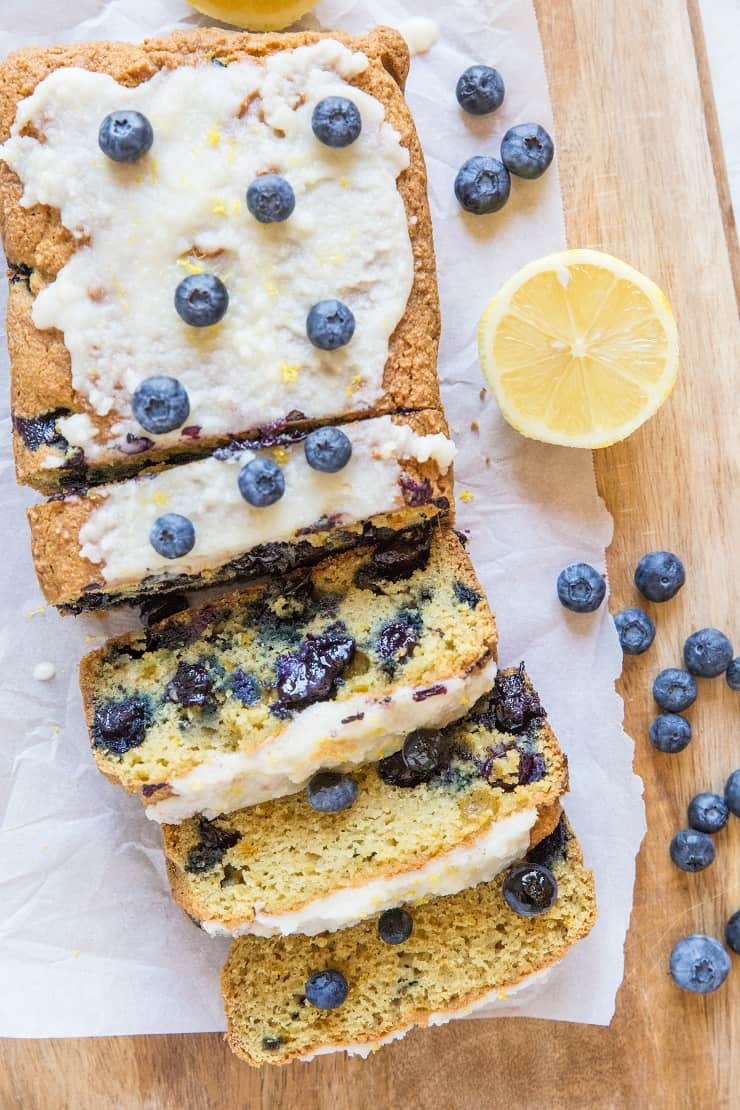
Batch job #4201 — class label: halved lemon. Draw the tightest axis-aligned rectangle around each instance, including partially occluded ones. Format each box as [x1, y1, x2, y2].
[188, 0, 317, 31]
[478, 249, 679, 448]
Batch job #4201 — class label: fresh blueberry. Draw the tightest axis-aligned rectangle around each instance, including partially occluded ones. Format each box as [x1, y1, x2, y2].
[613, 607, 656, 655]
[455, 65, 505, 115]
[305, 969, 349, 1010]
[311, 97, 361, 148]
[238, 457, 285, 507]
[402, 729, 448, 777]
[306, 300, 355, 350]
[687, 792, 729, 834]
[669, 828, 715, 872]
[652, 668, 697, 712]
[500, 123, 554, 179]
[726, 658, 740, 690]
[502, 863, 558, 916]
[454, 156, 511, 215]
[634, 550, 685, 602]
[726, 911, 740, 955]
[649, 713, 692, 753]
[683, 628, 734, 678]
[246, 174, 295, 223]
[304, 426, 352, 472]
[175, 274, 229, 327]
[556, 563, 606, 613]
[669, 935, 731, 994]
[378, 907, 413, 945]
[131, 376, 190, 434]
[725, 769, 740, 817]
[150, 513, 196, 559]
[306, 771, 358, 813]
[99, 110, 153, 163]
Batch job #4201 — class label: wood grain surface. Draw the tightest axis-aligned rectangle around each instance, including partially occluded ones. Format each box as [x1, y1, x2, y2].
[2, 1, 738, 1107]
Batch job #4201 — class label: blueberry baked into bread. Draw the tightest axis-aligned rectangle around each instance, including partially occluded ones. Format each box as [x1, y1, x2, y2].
[0, 27, 440, 492]
[163, 666, 567, 937]
[221, 815, 596, 1065]
[80, 528, 497, 822]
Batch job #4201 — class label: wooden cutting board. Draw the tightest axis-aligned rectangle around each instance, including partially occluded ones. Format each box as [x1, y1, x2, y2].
[1, 1, 737, 1106]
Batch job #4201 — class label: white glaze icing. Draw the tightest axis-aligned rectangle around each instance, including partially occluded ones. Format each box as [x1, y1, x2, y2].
[201, 807, 537, 938]
[0, 41, 414, 460]
[147, 657, 497, 823]
[397, 19, 440, 57]
[77, 416, 455, 585]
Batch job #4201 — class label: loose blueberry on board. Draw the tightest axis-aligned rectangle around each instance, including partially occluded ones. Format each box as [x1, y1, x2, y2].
[669, 935, 731, 994]
[669, 828, 715, 872]
[246, 174, 296, 223]
[174, 273, 229, 327]
[378, 907, 413, 945]
[500, 123, 554, 179]
[634, 550, 685, 602]
[402, 729, 448, 777]
[613, 607, 656, 654]
[502, 863, 558, 916]
[132, 375, 190, 435]
[238, 457, 286, 507]
[687, 792, 729, 834]
[99, 109, 153, 162]
[150, 513, 196, 559]
[454, 156, 511, 215]
[306, 300, 356, 350]
[312, 96, 362, 147]
[726, 657, 740, 690]
[652, 668, 697, 712]
[556, 563, 606, 613]
[725, 769, 740, 817]
[304, 426, 353, 472]
[649, 713, 692, 753]
[455, 65, 505, 115]
[305, 969, 349, 1010]
[683, 628, 734, 678]
[306, 771, 358, 813]
[726, 911, 740, 955]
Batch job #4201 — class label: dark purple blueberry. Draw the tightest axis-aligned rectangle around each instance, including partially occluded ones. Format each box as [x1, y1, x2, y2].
[503, 863, 558, 916]
[93, 696, 151, 754]
[307, 300, 355, 350]
[175, 273, 228, 327]
[246, 174, 295, 223]
[377, 749, 427, 789]
[150, 513, 196, 559]
[670, 828, 715, 872]
[726, 911, 740, 955]
[670, 935, 731, 994]
[456, 65, 505, 115]
[398, 475, 433, 506]
[99, 109, 153, 162]
[526, 815, 568, 869]
[374, 615, 420, 671]
[378, 907, 413, 945]
[653, 669, 697, 712]
[357, 529, 432, 586]
[231, 670, 260, 706]
[402, 729, 448, 778]
[490, 663, 544, 733]
[683, 628, 734, 678]
[613, 607, 656, 655]
[132, 376, 190, 435]
[634, 551, 685, 602]
[311, 97, 361, 147]
[166, 661, 212, 707]
[306, 771, 358, 813]
[557, 563, 606, 613]
[500, 123, 554, 179]
[304, 426, 352, 472]
[273, 623, 355, 708]
[238, 457, 285, 507]
[688, 792, 729, 834]
[649, 713, 692, 753]
[305, 969, 349, 1010]
[454, 155, 510, 215]
[139, 592, 189, 627]
[185, 817, 240, 873]
[518, 750, 546, 785]
[453, 581, 481, 609]
[13, 411, 67, 452]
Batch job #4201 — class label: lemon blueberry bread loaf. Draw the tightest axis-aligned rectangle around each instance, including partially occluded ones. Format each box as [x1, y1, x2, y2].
[222, 815, 596, 1065]
[80, 527, 497, 822]
[28, 410, 454, 612]
[164, 665, 567, 937]
[0, 27, 440, 492]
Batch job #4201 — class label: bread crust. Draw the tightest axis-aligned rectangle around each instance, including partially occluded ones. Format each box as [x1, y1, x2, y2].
[0, 26, 441, 491]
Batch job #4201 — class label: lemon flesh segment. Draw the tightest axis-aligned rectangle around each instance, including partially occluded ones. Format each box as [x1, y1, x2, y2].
[478, 249, 679, 449]
[188, 0, 317, 31]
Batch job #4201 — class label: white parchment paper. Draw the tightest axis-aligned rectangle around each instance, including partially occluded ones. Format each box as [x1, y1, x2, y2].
[0, 0, 646, 1036]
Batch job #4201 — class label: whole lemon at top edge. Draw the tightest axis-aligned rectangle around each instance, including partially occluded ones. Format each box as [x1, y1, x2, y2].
[187, 0, 318, 31]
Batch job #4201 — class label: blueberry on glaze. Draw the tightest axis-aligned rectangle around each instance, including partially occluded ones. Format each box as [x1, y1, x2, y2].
[670, 935, 731, 994]
[649, 713, 692, 753]
[304, 427, 352, 473]
[634, 550, 685, 602]
[556, 563, 606, 613]
[503, 863, 558, 916]
[725, 769, 740, 817]
[613, 607, 656, 655]
[378, 907, 413, 945]
[683, 628, 734, 678]
[93, 696, 151, 754]
[246, 173, 295, 223]
[652, 669, 697, 713]
[273, 623, 355, 709]
[726, 911, 740, 955]
[311, 97, 361, 147]
[500, 123, 554, 179]
[132, 376, 190, 435]
[307, 300, 355, 350]
[456, 65, 505, 115]
[99, 110, 153, 162]
[238, 457, 286, 508]
[166, 661, 213, 708]
[306, 771, 358, 813]
[150, 513, 196, 559]
[175, 274, 229, 327]
[454, 156, 510, 215]
[231, 670, 260, 706]
[305, 969, 349, 1010]
[687, 792, 729, 834]
[670, 828, 715, 872]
